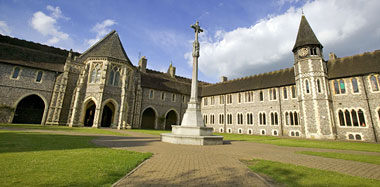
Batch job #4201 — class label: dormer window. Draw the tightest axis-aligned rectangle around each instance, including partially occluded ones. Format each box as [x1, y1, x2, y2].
[311, 47, 318, 55]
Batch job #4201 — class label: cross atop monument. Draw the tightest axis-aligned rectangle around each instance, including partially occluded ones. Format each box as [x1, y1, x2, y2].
[191, 21, 203, 42]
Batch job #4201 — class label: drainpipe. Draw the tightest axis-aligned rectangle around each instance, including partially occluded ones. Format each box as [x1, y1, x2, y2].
[278, 87, 284, 136]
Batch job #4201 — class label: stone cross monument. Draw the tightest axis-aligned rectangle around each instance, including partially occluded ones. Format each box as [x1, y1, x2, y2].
[161, 21, 223, 145]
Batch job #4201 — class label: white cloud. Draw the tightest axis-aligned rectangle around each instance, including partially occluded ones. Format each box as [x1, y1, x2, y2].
[30, 5, 69, 45]
[0, 21, 11, 35]
[87, 19, 116, 46]
[186, 0, 380, 82]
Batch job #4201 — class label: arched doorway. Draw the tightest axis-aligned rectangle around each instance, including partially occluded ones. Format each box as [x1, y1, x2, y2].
[101, 102, 115, 127]
[84, 101, 96, 127]
[13, 95, 45, 124]
[165, 110, 178, 130]
[141, 107, 156, 129]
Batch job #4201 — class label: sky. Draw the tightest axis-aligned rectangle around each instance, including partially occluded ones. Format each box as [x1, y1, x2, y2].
[0, 0, 379, 83]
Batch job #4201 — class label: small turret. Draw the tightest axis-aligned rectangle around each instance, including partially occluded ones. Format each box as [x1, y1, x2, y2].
[138, 56, 147, 73]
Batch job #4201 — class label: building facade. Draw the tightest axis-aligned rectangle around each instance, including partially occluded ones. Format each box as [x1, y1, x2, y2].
[0, 15, 379, 142]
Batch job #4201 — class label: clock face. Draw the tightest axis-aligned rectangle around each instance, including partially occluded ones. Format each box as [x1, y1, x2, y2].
[298, 48, 308, 57]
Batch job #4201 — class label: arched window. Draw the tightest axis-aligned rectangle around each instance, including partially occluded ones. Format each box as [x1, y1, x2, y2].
[248, 129, 252, 134]
[260, 91, 263, 101]
[263, 113, 266, 125]
[291, 131, 295, 136]
[290, 112, 294, 125]
[294, 112, 299, 125]
[273, 130, 278, 136]
[370, 75, 379, 91]
[317, 79, 321, 93]
[274, 113, 278, 125]
[273, 88, 277, 100]
[358, 110, 366, 127]
[285, 112, 289, 125]
[338, 110, 345, 126]
[295, 131, 300, 136]
[344, 110, 352, 126]
[351, 110, 359, 126]
[348, 134, 354, 140]
[351, 78, 359, 93]
[305, 79, 310, 93]
[291, 85, 296, 98]
[355, 134, 362, 140]
[108, 65, 120, 86]
[261, 130, 266, 135]
[90, 64, 101, 83]
[334, 80, 340, 94]
[12, 67, 21, 79]
[340, 79, 346, 94]
[271, 112, 274, 125]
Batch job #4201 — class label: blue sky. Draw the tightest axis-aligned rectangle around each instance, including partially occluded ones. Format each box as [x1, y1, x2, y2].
[1, 0, 379, 83]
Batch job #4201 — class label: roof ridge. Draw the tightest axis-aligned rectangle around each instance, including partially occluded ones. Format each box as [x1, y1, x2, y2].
[145, 68, 210, 84]
[329, 49, 380, 62]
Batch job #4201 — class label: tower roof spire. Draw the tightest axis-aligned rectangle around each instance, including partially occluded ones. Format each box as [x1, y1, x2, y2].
[292, 15, 322, 52]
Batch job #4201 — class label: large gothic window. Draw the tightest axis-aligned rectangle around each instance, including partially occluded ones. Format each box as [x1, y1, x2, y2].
[108, 65, 120, 86]
[90, 63, 101, 83]
[338, 109, 366, 127]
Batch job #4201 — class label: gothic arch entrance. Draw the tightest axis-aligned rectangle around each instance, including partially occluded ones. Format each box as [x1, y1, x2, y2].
[13, 95, 45, 124]
[141, 107, 156, 129]
[84, 101, 96, 127]
[165, 110, 178, 130]
[101, 102, 115, 127]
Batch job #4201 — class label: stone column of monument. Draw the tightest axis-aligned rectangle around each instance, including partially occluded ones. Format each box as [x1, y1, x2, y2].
[161, 21, 223, 145]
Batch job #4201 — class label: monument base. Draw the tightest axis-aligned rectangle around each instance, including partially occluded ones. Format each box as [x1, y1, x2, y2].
[161, 125, 223, 145]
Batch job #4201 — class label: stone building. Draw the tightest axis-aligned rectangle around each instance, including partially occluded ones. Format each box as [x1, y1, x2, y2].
[0, 15, 379, 142]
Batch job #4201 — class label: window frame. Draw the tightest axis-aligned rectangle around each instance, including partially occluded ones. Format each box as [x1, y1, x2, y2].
[10, 66, 21, 80]
[35, 70, 43, 83]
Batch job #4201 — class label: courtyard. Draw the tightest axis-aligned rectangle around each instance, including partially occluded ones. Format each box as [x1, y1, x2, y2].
[1, 124, 380, 186]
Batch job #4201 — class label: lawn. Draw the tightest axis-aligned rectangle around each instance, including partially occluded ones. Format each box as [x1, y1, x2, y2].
[246, 159, 380, 187]
[0, 123, 129, 136]
[126, 129, 170, 136]
[297, 151, 380, 165]
[0, 130, 152, 187]
[215, 133, 380, 153]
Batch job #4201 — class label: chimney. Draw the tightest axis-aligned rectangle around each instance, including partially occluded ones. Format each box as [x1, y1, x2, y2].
[167, 62, 176, 78]
[220, 76, 228, 82]
[138, 56, 147, 73]
[66, 49, 73, 62]
[329, 52, 337, 60]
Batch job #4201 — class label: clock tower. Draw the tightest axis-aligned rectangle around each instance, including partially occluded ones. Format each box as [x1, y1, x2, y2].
[293, 15, 336, 139]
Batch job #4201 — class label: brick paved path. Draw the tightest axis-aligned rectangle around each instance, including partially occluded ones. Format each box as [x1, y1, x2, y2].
[93, 130, 380, 186]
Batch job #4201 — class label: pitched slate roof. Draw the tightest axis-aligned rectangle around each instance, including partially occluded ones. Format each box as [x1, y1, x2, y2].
[328, 50, 380, 79]
[140, 69, 209, 95]
[201, 68, 295, 97]
[78, 30, 133, 66]
[292, 15, 322, 52]
[0, 34, 79, 72]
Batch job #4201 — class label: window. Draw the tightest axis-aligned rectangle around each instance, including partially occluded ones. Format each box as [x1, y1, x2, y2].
[246, 113, 253, 125]
[247, 129, 252, 135]
[333, 79, 346, 94]
[347, 133, 363, 141]
[238, 93, 242, 103]
[227, 128, 232, 133]
[149, 89, 154, 99]
[290, 130, 301, 137]
[285, 111, 299, 126]
[227, 114, 232, 125]
[11, 66, 21, 79]
[259, 112, 266, 125]
[305, 79, 310, 94]
[90, 63, 101, 83]
[269, 88, 277, 100]
[259, 91, 264, 101]
[270, 112, 278, 125]
[210, 114, 215, 124]
[348, 134, 354, 140]
[291, 85, 297, 98]
[36, 71, 43, 82]
[311, 47, 317, 55]
[203, 97, 208, 106]
[238, 128, 243, 134]
[273, 130, 278, 136]
[338, 109, 366, 127]
[219, 128, 224, 133]
[219, 114, 224, 125]
[227, 94, 232, 104]
[108, 65, 120, 86]
[245, 91, 254, 103]
[370, 75, 379, 91]
[283, 87, 288, 99]
[340, 79, 346, 94]
[219, 95, 225, 104]
[351, 78, 359, 93]
[237, 113, 243, 125]
[161, 92, 165, 100]
[203, 115, 208, 124]
[210, 96, 215, 105]
[182, 96, 186, 103]
[334, 80, 340, 94]
[317, 79, 322, 93]
[261, 129, 266, 135]
[171, 94, 176, 102]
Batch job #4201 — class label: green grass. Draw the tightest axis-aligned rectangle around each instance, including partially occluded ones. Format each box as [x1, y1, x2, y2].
[246, 159, 380, 187]
[0, 123, 129, 136]
[126, 129, 170, 136]
[0, 130, 152, 187]
[215, 133, 380, 153]
[297, 151, 380, 165]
